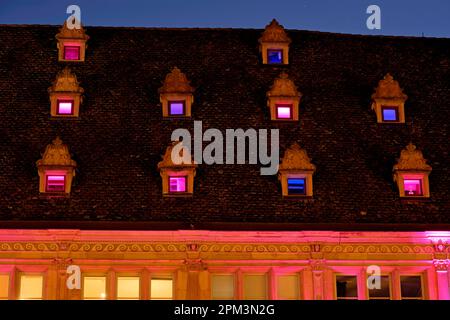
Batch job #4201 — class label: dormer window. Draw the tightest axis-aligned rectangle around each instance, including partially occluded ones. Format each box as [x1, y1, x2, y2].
[371, 74, 407, 123]
[57, 99, 74, 115]
[157, 141, 197, 197]
[168, 101, 186, 116]
[267, 49, 283, 64]
[159, 67, 194, 118]
[278, 143, 316, 197]
[56, 21, 89, 62]
[63, 45, 80, 60]
[287, 178, 306, 195]
[267, 73, 302, 121]
[169, 176, 187, 193]
[259, 19, 291, 65]
[381, 106, 399, 122]
[393, 143, 432, 198]
[46, 175, 66, 192]
[36, 137, 77, 197]
[48, 67, 84, 118]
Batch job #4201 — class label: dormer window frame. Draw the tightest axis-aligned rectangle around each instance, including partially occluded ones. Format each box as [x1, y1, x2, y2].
[371, 74, 408, 124]
[393, 143, 432, 199]
[48, 67, 84, 118]
[267, 48, 284, 64]
[159, 68, 194, 119]
[56, 99, 75, 116]
[259, 19, 291, 65]
[267, 73, 302, 122]
[278, 143, 316, 198]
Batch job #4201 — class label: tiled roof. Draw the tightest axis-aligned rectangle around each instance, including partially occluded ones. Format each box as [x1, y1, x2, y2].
[0, 25, 449, 229]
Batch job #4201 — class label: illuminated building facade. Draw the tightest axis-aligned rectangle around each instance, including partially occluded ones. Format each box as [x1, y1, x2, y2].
[0, 20, 449, 300]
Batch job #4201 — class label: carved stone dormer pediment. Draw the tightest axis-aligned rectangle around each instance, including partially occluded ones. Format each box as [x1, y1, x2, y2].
[56, 21, 89, 62]
[36, 137, 76, 196]
[158, 141, 197, 196]
[267, 73, 302, 121]
[48, 67, 84, 94]
[259, 19, 291, 65]
[393, 143, 432, 198]
[371, 74, 408, 123]
[278, 143, 315, 197]
[393, 143, 432, 172]
[48, 67, 84, 117]
[37, 137, 77, 168]
[159, 68, 194, 118]
[259, 19, 292, 44]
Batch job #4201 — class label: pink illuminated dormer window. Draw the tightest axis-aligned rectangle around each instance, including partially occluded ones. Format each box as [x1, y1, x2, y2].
[64, 45, 80, 60]
[404, 179, 423, 196]
[276, 104, 293, 119]
[56, 99, 74, 115]
[45, 175, 65, 193]
[169, 176, 186, 193]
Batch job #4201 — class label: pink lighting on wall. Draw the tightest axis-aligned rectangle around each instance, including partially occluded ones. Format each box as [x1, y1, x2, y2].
[57, 100, 74, 115]
[63, 45, 80, 60]
[404, 179, 423, 196]
[276, 104, 292, 119]
[169, 176, 186, 193]
[45, 175, 65, 192]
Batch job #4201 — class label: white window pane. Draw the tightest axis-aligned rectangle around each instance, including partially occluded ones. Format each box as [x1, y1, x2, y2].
[211, 274, 234, 299]
[20, 275, 43, 300]
[83, 276, 106, 300]
[117, 277, 140, 300]
[151, 278, 173, 300]
[0, 274, 9, 299]
[277, 275, 299, 300]
[243, 274, 267, 300]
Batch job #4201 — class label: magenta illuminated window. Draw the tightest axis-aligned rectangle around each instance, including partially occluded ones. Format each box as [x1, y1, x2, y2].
[45, 175, 65, 192]
[64, 46, 80, 60]
[169, 101, 185, 116]
[276, 104, 293, 119]
[169, 176, 187, 193]
[404, 179, 423, 196]
[57, 99, 74, 115]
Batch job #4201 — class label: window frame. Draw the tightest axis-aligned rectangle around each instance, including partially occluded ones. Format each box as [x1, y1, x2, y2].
[82, 275, 108, 300]
[275, 103, 293, 120]
[267, 49, 284, 64]
[18, 273, 44, 300]
[168, 176, 188, 194]
[63, 45, 81, 61]
[381, 106, 399, 122]
[149, 275, 174, 300]
[168, 100, 186, 117]
[400, 274, 424, 300]
[45, 174, 66, 193]
[334, 274, 359, 300]
[403, 178, 423, 197]
[367, 274, 392, 300]
[210, 273, 236, 300]
[56, 99, 75, 116]
[116, 275, 141, 300]
[287, 177, 307, 196]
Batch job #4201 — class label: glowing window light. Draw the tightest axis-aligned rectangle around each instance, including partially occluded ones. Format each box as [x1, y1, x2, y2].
[83, 276, 107, 300]
[382, 106, 398, 121]
[45, 175, 65, 192]
[287, 178, 306, 195]
[211, 274, 235, 300]
[169, 101, 185, 116]
[276, 104, 292, 119]
[117, 277, 140, 300]
[19, 275, 43, 300]
[64, 45, 80, 60]
[404, 179, 423, 196]
[267, 49, 283, 64]
[0, 274, 9, 300]
[150, 278, 173, 300]
[169, 176, 186, 193]
[57, 100, 74, 115]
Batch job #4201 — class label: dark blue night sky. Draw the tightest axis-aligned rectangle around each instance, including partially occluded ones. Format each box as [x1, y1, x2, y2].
[0, 0, 449, 37]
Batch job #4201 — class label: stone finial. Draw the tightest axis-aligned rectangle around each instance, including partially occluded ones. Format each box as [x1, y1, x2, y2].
[158, 67, 194, 94]
[371, 73, 407, 100]
[393, 143, 432, 171]
[267, 72, 301, 98]
[279, 143, 316, 171]
[48, 67, 84, 94]
[55, 20, 89, 41]
[36, 137, 77, 168]
[157, 141, 197, 170]
[259, 19, 291, 44]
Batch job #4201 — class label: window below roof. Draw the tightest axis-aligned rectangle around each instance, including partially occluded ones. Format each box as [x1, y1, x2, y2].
[403, 178, 423, 196]
[287, 178, 306, 195]
[56, 99, 74, 115]
[400, 276, 423, 300]
[63, 45, 81, 61]
[169, 176, 187, 193]
[168, 101, 185, 116]
[267, 49, 283, 64]
[335, 275, 358, 300]
[381, 106, 399, 122]
[275, 104, 293, 119]
[45, 175, 66, 193]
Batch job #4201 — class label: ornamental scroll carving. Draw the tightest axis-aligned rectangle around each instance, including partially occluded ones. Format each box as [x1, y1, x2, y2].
[158, 67, 194, 94]
[279, 143, 316, 172]
[267, 72, 301, 99]
[258, 19, 291, 44]
[37, 137, 77, 168]
[393, 143, 432, 172]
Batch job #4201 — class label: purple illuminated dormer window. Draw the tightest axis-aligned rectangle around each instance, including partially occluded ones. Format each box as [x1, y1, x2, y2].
[382, 106, 399, 122]
[64, 46, 80, 60]
[46, 175, 65, 192]
[169, 101, 185, 116]
[169, 176, 187, 193]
